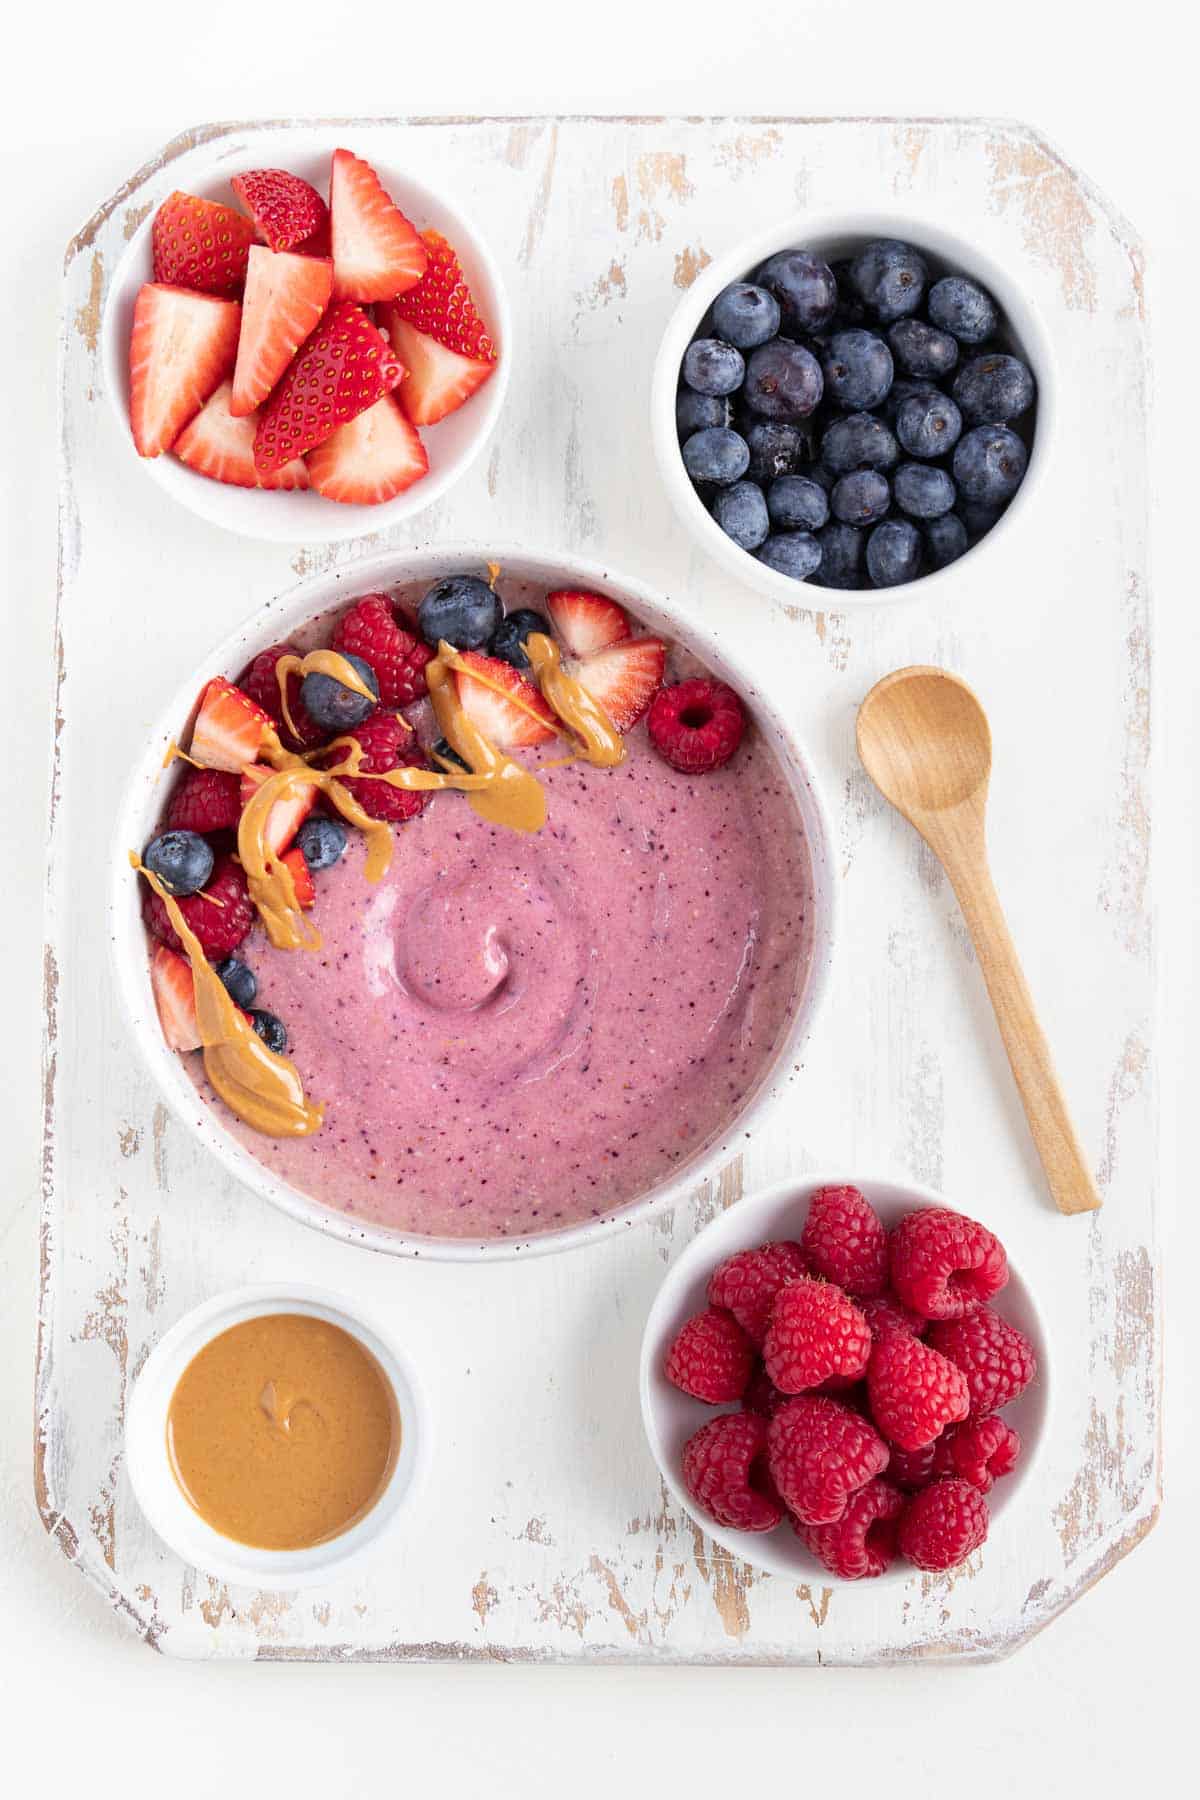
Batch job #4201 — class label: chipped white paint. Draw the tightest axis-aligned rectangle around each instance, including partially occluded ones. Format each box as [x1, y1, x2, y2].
[40, 117, 1154, 1662]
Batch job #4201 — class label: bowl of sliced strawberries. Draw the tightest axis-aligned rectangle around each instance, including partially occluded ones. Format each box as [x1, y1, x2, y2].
[100, 143, 511, 541]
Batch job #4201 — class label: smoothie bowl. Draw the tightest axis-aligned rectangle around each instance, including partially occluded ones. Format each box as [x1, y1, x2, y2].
[112, 548, 835, 1260]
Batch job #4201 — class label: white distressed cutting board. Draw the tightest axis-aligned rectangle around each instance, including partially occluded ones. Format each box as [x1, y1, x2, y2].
[40, 116, 1155, 1662]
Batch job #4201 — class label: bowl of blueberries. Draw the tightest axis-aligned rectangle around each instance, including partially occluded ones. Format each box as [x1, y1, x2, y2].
[652, 214, 1050, 603]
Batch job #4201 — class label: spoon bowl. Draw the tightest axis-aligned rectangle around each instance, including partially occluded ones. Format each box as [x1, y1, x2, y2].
[857, 667, 993, 819]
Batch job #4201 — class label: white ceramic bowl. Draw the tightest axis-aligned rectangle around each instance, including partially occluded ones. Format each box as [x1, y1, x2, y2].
[640, 1173, 1049, 1584]
[100, 141, 511, 543]
[651, 211, 1054, 609]
[110, 545, 837, 1263]
[125, 1283, 429, 1589]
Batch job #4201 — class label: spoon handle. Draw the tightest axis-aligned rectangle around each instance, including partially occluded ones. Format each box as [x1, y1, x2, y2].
[937, 818, 1103, 1216]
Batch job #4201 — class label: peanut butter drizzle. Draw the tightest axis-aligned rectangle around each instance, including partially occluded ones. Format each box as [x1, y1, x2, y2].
[274, 648, 380, 745]
[522, 633, 626, 768]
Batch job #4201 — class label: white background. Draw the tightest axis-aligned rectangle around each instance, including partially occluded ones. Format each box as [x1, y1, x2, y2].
[2, 4, 1196, 1792]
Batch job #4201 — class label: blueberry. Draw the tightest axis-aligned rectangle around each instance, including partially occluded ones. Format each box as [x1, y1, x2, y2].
[893, 462, 956, 520]
[215, 957, 257, 1009]
[957, 498, 1008, 540]
[296, 815, 348, 872]
[418, 575, 501, 649]
[820, 330, 893, 411]
[490, 608, 549, 670]
[683, 337, 745, 397]
[682, 426, 751, 486]
[849, 239, 929, 323]
[754, 251, 838, 334]
[676, 389, 728, 440]
[952, 426, 1029, 505]
[882, 378, 940, 424]
[300, 653, 379, 731]
[952, 353, 1035, 424]
[743, 340, 824, 421]
[887, 318, 958, 380]
[866, 518, 923, 587]
[432, 736, 472, 772]
[828, 261, 869, 331]
[832, 469, 891, 526]
[250, 1010, 288, 1055]
[711, 480, 770, 551]
[744, 420, 805, 483]
[143, 830, 213, 897]
[710, 282, 781, 349]
[767, 475, 829, 532]
[756, 532, 822, 581]
[812, 522, 867, 590]
[820, 411, 899, 476]
[895, 391, 963, 460]
[924, 513, 969, 570]
[927, 275, 998, 345]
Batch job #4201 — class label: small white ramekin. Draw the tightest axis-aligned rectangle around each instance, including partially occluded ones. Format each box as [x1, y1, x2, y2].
[640, 1173, 1050, 1585]
[100, 133, 511, 544]
[651, 210, 1055, 609]
[125, 1284, 430, 1589]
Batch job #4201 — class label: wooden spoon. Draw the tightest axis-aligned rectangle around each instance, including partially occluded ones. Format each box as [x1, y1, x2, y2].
[857, 665, 1101, 1216]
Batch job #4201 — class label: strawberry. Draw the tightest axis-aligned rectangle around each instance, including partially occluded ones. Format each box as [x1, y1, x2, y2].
[545, 590, 631, 659]
[281, 846, 315, 908]
[240, 762, 316, 855]
[253, 301, 404, 474]
[128, 284, 240, 459]
[150, 946, 202, 1052]
[239, 644, 326, 752]
[332, 594, 432, 705]
[305, 393, 429, 505]
[381, 229, 497, 426]
[453, 652, 557, 748]
[572, 638, 666, 732]
[174, 380, 309, 489]
[165, 766, 242, 835]
[152, 192, 256, 296]
[230, 247, 333, 417]
[231, 169, 328, 254]
[329, 148, 428, 303]
[190, 678, 275, 771]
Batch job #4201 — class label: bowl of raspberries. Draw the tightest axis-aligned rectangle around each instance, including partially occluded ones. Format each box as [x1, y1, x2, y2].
[652, 215, 1049, 603]
[640, 1175, 1046, 1582]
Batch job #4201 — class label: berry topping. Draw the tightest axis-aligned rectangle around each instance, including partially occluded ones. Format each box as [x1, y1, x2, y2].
[681, 1412, 783, 1532]
[490, 609, 550, 671]
[143, 829, 214, 897]
[230, 247, 333, 418]
[280, 846, 315, 909]
[305, 393, 429, 506]
[164, 766, 242, 835]
[238, 645, 324, 752]
[925, 1309, 1037, 1417]
[664, 1308, 755, 1404]
[252, 301, 404, 475]
[142, 852, 255, 959]
[762, 1278, 873, 1394]
[324, 712, 429, 824]
[766, 1395, 889, 1525]
[174, 380, 310, 490]
[418, 575, 502, 650]
[800, 1184, 889, 1298]
[793, 1476, 905, 1579]
[452, 651, 558, 748]
[128, 284, 241, 459]
[545, 590, 631, 660]
[239, 762, 316, 856]
[382, 230, 497, 426]
[706, 1240, 809, 1346]
[300, 654, 379, 732]
[231, 169, 328, 254]
[573, 637, 666, 734]
[889, 1207, 1008, 1320]
[152, 192, 255, 296]
[215, 956, 257, 1010]
[296, 816, 348, 872]
[150, 946, 202, 1053]
[332, 595, 432, 706]
[935, 1415, 1021, 1492]
[250, 1010, 288, 1055]
[190, 678, 275, 772]
[647, 678, 745, 774]
[898, 1477, 989, 1572]
[866, 1329, 970, 1451]
[329, 148, 428, 303]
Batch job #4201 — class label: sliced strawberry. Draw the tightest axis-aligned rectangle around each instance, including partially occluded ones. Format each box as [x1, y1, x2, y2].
[231, 169, 328, 254]
[240, 762, 316, 855]
[190, 678, 275, 771]
[573, 638, 666, 732]
[383, 316, 495, 428]
[174, 379, 309, 489]
[545, 590, 631, 659]
[128, 284, 240, 458]
[453, 652, 557, 748]
[230, 247, 333, 417]
[150, 946, 202, 1052]
[305, 393, 429, 505]
[381, 230, 497, 426]
[152, 192, 256, 295]
[329, 148, 428, 303]
[280, 846, 315, 908]
[253, 300, 403, 474]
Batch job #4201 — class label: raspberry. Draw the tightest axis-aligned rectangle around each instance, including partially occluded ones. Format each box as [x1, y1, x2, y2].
[861, 1293, 927, 1342]
[647, 678, 745, 774]
[800, 1183, 889, 1296]
[142, 853, 255, 959]
[866, 1330, 969, 1451]
[766, 1395, 889, 1525]
[164, 766, 241, 834]
[707, 1240, 808, 1345]
[332, 594, 433, 707]
[889, 1206, 1008, 1320]
[665, 1308, 754, 1403]
[934, 1415, 1020, 1492]
[762, 1278, 871, 1394]
[325, 712, 430, 824]
[926, 1309, 1037, 1417]
[239, 644, 325, 751]
[886, 1441, 940, 1491]
[898, 1477, 989, 1572]
[681, 1412, 783, 1532]
[793, 1477, 904, 1579]
[741, 1362, 786, 1418]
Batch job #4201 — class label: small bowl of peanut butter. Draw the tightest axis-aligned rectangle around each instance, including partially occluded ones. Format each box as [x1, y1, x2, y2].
[125, 1284, 429, 1588]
